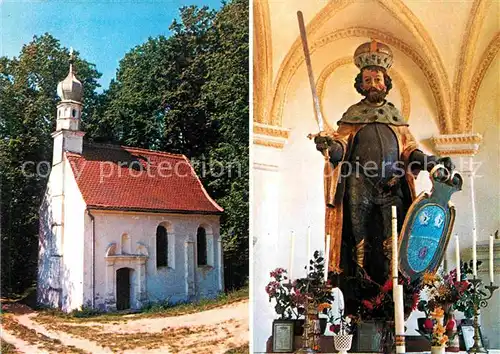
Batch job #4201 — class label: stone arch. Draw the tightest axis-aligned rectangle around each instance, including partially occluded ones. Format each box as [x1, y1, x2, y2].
[269, 27, 448, 132]
[453, 0, 491, 132]
[464, 32, 500, 132]
[253, 0, 273, 124]
[265, 0, 451, 132]
[315, 56, 411, 129]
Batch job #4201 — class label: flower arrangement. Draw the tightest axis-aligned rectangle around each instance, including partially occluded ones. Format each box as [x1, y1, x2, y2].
[265, 252, 334, 319]
[265, 267, 304, 319]
[358, 275, 422, 320]
[424, 307, 449, 347]
[418, 262, 478, 320]
[327, 308, 357, 335]
[294, 251, 334, 307]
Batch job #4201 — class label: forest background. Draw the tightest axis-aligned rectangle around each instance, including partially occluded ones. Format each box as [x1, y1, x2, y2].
[0, 0, 249, 297]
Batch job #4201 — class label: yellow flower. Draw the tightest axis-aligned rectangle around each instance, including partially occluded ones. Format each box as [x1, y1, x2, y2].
[437, 284, 450, 297]
[440, 335, 449, 345]
[317, 303, 331, 312]
[431, 307, 444, 319]
[422, 271, 438, 285]
[434, 323, 446, 336]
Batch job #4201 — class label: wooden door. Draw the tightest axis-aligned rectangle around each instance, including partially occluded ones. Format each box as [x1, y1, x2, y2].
[116, 268, 131, 310]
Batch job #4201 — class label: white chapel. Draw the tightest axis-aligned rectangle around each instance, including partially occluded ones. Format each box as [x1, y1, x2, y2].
[37, 54, 224, 313]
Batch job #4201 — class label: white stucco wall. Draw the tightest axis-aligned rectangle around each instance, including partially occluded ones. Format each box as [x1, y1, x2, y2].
[61, 155, 86, 312]
[38, 153, 86, 312]
[86, 211, 222, 311]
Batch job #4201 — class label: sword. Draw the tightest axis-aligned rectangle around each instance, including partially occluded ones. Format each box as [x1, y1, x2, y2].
[297, 11, 327, 140]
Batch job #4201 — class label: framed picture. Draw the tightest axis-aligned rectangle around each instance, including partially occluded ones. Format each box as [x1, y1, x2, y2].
[272, 320, 295, 353]
[460, 324, 484, 351]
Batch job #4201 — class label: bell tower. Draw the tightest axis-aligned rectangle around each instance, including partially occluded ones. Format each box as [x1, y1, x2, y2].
[52, 48, 85, 164]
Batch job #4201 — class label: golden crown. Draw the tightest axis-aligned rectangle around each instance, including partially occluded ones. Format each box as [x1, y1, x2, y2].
[354, 40, 393, 70]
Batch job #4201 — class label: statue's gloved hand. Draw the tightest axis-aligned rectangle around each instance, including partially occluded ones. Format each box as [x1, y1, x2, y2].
[314, 135, 334, 152]
[409, 151, 455, 176]
[314, 135, 343, 164]
[436, 157, 455, 173]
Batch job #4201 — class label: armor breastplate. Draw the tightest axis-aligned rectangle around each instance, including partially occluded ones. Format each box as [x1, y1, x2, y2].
[350, 123, 400, 184]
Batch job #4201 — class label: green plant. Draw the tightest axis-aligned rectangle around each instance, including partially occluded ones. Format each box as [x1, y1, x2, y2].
[69, 303, 103, 318]
[294, 251, 334, 307]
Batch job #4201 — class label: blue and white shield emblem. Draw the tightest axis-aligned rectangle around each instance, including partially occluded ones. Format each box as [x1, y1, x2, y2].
[399, 167, 462, 282]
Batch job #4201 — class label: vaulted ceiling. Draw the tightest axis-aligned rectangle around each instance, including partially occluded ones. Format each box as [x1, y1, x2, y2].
[254, 0, 500, 134]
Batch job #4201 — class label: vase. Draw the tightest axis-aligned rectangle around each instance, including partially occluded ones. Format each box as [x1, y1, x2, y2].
[431, 346, 446, 354]
[334, 334, 353, 354]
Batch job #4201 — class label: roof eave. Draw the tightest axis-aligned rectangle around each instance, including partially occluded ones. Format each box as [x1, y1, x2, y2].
[86, 205, 223, 216]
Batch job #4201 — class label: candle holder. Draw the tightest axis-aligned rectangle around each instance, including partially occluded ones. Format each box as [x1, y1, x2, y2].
[466, 277, 498, 353]
[294, 281, 333, 354]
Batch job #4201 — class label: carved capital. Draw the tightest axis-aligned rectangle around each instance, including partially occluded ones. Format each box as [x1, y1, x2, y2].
[432, 133, 483, 156]
[253, 122, 290, 149]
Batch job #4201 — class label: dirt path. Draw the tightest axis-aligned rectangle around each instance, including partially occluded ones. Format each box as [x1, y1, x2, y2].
[1, 299, 248, 354]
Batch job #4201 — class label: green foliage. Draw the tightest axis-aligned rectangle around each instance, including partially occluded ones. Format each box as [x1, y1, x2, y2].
[1, 0, 248, 295]
[69, 305, 104, 318]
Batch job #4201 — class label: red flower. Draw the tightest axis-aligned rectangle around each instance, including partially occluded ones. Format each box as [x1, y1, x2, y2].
[330, 324, 340, 334]
[412, 293, 420, 310]
[446, 319, 455, 331]
[381, 279, 393, 293]
[374, 293, 384, 306]
[424, 319, 433, 330]
[362, 300, 374, 310]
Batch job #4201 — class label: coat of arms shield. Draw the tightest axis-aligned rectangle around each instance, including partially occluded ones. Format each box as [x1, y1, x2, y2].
[398, 166, 463, 282]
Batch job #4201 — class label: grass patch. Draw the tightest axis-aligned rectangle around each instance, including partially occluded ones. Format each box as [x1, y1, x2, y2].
[31, 321, 224, 352]
[0, 338, 19, 354]
[36, 286, 248, 324]
[1, 314, 88, 353]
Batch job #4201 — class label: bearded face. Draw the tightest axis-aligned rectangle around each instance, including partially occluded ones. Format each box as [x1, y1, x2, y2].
[360, 69, 388, 103]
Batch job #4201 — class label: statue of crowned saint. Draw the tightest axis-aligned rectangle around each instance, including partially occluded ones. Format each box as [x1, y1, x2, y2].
[310, 39, 461, 329]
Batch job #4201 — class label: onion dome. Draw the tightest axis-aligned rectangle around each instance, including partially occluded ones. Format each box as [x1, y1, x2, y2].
[57, 48, 83, 102]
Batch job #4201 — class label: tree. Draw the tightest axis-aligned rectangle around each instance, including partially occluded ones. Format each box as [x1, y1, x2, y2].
[98, 1, 249, 289]
[199, 0, 249, 289]
[0, 34, 101, 295]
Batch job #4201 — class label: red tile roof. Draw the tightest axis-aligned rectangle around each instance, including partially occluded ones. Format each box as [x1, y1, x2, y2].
[65, 144, 223, 214]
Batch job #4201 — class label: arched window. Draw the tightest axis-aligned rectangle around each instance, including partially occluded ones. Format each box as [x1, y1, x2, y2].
[197, 227, 207, 266]
[72, 109, 77, 118]
[156, 225, 168, 268]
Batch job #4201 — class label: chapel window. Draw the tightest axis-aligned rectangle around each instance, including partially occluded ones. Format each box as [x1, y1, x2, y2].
[156, 225, 168, 268]
[197, 227, 207, 266]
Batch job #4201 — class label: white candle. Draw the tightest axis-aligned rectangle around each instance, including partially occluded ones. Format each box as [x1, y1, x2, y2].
[490, 235, 494, 283]
[392, 206, 398, 285]
[473, 228, 477, 277]
[394, 284, 406, 353]
[455, 235, 461, 281]
[324, 234, 331, 282]
[306, 226, 311, 271]
[289, 231, 295, 281]
[470, 173, 478, 277]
